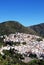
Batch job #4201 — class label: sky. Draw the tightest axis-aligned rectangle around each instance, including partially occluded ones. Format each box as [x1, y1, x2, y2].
[0, 0, 44, 26]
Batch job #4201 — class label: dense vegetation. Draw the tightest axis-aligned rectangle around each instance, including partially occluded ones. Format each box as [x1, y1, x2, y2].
[27, 59, 44, 65]
[0, 49, 26, 65]
[0, 49, 44, 65]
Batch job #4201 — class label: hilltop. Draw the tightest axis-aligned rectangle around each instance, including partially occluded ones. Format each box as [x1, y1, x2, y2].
[0, 21, 36, 35]
[0, 21, 44, 37]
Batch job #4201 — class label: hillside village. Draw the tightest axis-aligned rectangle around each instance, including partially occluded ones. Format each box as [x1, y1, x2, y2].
[0, 33, 44, 62]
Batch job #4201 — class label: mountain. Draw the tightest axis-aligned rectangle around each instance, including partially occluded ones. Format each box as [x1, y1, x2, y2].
[0, 21, 36, 35]
[0, 21, 44, 37]
[30, 23, 44, 37]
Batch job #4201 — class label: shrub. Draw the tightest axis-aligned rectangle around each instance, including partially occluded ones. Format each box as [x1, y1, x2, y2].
[13, 42, 20, 46]
[22, 42, 26, 45]
[36, 38, 43, 42]
[29, 53, 37, 58]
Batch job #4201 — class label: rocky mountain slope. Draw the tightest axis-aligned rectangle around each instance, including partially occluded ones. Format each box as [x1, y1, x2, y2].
[29, 23, 44, 37]
[0, 21, 44, 37]
[0, 21, 36, 35]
